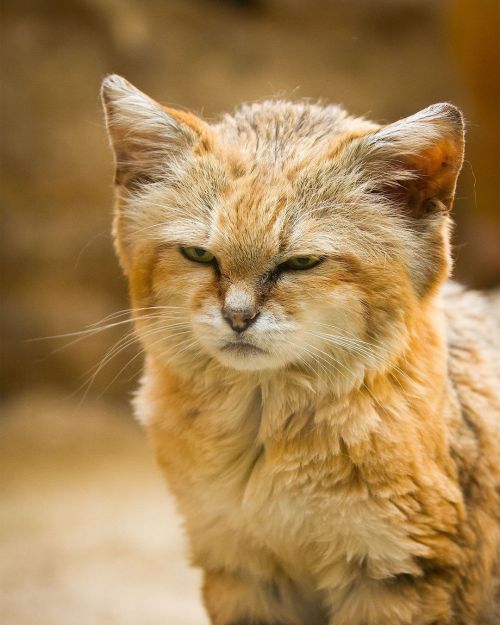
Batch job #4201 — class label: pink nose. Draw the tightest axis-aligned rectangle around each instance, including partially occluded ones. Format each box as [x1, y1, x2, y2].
[223, 308, 259, 333]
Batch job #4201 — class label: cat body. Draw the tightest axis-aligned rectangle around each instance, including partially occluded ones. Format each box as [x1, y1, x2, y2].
[102, 75, 500, 625]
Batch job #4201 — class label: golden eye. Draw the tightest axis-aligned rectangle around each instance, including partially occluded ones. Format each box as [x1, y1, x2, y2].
[282, 255, 322, 270]
[180, 246, 215, 264]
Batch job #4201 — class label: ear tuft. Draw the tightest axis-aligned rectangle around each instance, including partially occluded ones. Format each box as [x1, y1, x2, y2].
[101, 73, 135, 102]
[424, 102, 464, 134]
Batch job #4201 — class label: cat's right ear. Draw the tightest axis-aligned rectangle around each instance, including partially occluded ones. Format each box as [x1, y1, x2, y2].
[353, 103, 465, 218]
[101, 74, 211, 190]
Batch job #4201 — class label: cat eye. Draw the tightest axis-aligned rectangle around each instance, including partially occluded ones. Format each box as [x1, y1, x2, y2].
[180, 246, 215, 264]
[281, 255, 322, 270]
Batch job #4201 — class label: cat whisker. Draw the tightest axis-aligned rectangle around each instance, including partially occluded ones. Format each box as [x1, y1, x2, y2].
[90, 322, 190, 376]
[156, 335, 202, 364]
[307, 326, 424, 396]
[29, 312, 190, 360]
[299, 336, 391, 411]
[29, 305, 189, 342]
[306, 330, 381, 364]
[76, 322, 192, 403]
[29, 314, 165, 343]
[302, 342, 353, 384]
[93, 330, 196, 401]
[86, 305, 189, 326]
[286, 339, 343, 391]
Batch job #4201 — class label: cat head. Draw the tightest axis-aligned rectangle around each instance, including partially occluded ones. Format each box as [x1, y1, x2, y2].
[101, 75, 464, 387]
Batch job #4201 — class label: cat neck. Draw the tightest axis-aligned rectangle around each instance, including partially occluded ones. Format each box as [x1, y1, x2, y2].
[142, 295, 450, 446]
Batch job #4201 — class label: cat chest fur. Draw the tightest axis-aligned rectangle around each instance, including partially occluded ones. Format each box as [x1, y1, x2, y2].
[142, 378, 427, 594]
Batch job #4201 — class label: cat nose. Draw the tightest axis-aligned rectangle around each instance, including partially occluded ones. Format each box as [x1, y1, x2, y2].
[223, 308, 259, 333]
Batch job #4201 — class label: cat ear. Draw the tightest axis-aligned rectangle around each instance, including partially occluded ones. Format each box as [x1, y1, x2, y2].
[360, 103, 465, 217]
[101, 74, 211, 190]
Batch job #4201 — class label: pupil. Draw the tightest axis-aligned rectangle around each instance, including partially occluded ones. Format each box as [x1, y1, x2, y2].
[298, 257, 309, 265]
[195, 248, 205, 257]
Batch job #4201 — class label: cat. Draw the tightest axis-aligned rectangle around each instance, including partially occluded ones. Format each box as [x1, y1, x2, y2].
[101, 74, 500, 625]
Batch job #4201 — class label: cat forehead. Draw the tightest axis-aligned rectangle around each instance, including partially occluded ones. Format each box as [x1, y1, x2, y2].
[206, 167, 375, 269]
[134, 102, 392, 258]
[216, 100, 377, 163]
[142, 145, 385, 261]
[209, 174, 292, 259]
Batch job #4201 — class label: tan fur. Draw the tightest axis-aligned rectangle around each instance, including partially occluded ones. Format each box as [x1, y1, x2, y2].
[101, 74, 500, 625]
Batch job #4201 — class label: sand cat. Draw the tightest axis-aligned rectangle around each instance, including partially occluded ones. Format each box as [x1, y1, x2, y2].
[102, 74, 500, 625]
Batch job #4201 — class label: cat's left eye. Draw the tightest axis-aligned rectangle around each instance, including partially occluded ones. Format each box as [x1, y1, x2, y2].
[180, 246, 215, 264]
[281, 255, 322, 270]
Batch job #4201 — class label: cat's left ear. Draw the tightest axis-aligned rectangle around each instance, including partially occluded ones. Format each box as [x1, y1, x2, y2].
[101, 74, 211, 190]
[359, 103, 465, 217]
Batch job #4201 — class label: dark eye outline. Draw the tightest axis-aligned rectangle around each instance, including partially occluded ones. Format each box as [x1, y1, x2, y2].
[179, 246, 216, 264]
[279, 255, 324, 271]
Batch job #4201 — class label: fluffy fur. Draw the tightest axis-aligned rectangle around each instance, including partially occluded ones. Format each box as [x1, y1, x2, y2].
[101, 74, 500, 625]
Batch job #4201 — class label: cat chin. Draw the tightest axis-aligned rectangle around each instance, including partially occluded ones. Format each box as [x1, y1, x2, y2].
[211, 349, 289, 372]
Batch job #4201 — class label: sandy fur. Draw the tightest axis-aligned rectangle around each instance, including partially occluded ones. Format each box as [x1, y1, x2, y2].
[102, 75, 500, 624]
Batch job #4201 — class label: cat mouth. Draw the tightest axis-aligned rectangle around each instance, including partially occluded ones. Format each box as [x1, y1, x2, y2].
[221, 341, 267, 355]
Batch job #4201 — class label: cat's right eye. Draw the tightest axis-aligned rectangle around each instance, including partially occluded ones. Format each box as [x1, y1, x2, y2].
[180, 246, 215, 264]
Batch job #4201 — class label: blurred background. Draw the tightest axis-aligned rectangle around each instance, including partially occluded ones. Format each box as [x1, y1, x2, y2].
[1, 1, 499, 623]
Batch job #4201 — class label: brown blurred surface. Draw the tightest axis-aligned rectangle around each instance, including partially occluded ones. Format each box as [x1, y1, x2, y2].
[0, 392, 208, 625]
[1, 1, 499, 622]
[1, 0, 499, 398]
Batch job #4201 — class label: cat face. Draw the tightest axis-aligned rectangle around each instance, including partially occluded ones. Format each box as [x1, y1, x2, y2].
[144, 175, 369, 374]
[134, 165, 402, 379]
[102, 75, 464, 383]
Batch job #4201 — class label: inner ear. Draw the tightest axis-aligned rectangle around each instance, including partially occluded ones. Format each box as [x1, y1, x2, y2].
[112, 145, 163, 190]
[382, 139, 464, 218]
[363, 103, 465, 218]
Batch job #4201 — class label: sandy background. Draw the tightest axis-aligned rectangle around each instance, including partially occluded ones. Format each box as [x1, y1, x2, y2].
[1, 392, 208, 625]
[1, 1, 499, 623]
